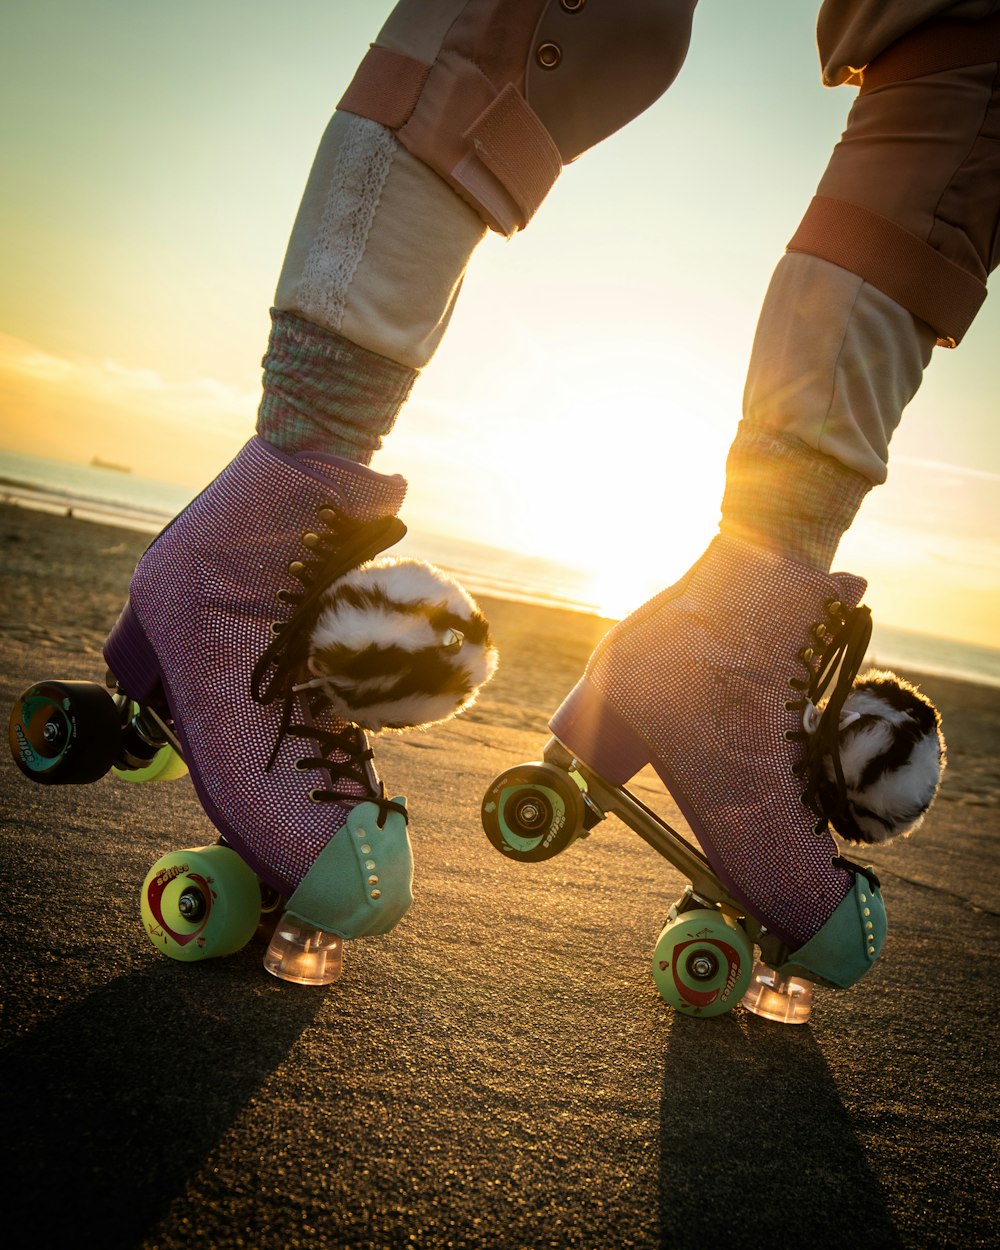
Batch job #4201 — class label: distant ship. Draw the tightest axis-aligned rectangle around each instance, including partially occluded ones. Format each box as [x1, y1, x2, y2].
[90, 456, 132, 474]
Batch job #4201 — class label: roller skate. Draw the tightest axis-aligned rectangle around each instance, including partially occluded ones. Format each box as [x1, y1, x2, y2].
[9, 437, 496, 984]
[482, 535, 944, 1023]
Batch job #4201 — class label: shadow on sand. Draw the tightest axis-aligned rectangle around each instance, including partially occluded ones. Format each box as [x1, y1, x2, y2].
[1, 957, 323, 1249]
[658, 1012, 902, 1250]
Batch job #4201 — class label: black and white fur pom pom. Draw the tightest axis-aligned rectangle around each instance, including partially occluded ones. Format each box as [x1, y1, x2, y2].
[303, 558, 498, 732]
[821, 669, 946, 845]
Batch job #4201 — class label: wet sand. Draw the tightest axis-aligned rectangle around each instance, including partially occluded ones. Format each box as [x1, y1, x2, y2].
[1, 501, 997, 1250]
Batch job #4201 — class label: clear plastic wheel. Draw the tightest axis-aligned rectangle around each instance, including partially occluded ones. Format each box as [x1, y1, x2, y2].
[481, 762, 586, 862]
[651, 907, 754, 1017]
[140, 845, 262, 962]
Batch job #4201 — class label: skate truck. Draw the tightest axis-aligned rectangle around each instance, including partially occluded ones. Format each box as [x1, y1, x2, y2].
[482, 740, 820, 1024]
[482, 653, 946, 1026]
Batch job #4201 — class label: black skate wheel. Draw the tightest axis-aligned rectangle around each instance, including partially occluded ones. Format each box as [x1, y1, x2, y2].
[8, 680, 122, 784]
[481, 762, 585, 862]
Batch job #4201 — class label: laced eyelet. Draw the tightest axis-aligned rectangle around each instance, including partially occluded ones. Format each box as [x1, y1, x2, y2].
[785, 601, 874, 842]
[269, 621, 284, 636]
[309, 788, 326, 802]
[275, 589, 295, 604]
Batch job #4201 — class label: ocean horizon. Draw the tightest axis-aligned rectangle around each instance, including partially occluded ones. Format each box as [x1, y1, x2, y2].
[3, 448, 999, 688]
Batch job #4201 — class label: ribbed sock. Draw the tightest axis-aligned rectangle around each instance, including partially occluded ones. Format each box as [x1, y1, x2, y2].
[720, 423, 872, 570]
[255, 310, 417, 463]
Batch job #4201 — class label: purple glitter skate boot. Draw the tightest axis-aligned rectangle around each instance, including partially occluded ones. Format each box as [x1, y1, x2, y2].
[101, 437, 429, 982]
[549, 535, 876, 963]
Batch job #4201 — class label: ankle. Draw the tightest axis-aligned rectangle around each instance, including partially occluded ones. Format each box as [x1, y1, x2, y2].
[256, 310, 416, 464]
[719, 424, 872, 570]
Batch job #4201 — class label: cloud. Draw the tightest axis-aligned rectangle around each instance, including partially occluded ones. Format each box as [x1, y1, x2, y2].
[892, 454, 1000, 484]
[0, 334, 256, 434]
[0, 333, 257, 482]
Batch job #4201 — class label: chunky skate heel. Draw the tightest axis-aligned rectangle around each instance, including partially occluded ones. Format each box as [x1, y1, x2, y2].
[740, 960, 814, 1024]
[549, 678, 652, 785]
[103, 601, 165, 704]
[263, 916, 344, 986]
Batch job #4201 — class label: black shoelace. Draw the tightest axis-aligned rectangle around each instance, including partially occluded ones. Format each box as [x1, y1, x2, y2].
[250, 511, 408, 824]
[789, 601, 873, 838]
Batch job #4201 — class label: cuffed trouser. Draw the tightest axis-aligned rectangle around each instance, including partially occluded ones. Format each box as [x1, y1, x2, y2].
[273, 0, 695, 371]
[747, 7, 1000, 483]
[260, 0, 697, 459]
[274, 110, 486, 372]
[264, 1, 1000, 488]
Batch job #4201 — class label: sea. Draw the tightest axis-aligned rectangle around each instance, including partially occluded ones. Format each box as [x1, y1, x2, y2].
[3, 449, 999, 689]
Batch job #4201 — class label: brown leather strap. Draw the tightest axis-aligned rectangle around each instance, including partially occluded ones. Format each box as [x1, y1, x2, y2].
[337, 38, 560, 234]
[461, 84, 562, 225]
[338, 45, 430, 131]
[787, 196, 985, 346]
[860, 15, 1000, 93]
[335, 0, 693, 235]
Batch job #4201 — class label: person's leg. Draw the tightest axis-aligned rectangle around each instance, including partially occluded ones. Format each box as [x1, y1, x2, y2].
[258, 0, 697, 461]
[256, 107, 485, 463]
[732, 5, 1000, 567]
[105, 0, 697, 948]
[553, 13, 1000, 985]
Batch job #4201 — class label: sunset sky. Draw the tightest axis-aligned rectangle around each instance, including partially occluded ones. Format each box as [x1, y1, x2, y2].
[3, 1, 999, 646]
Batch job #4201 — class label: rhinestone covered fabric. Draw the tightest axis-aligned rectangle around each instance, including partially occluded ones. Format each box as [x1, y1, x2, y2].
[550, 535, 868, 949]
[106, 437, 407, 895]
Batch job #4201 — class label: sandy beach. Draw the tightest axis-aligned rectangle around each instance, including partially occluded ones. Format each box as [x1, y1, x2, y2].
[1, 500, 997, 1250]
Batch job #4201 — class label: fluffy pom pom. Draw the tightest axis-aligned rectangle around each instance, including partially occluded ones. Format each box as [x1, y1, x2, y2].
[825, 669, 946, 844]
[305, 558, 498, 731]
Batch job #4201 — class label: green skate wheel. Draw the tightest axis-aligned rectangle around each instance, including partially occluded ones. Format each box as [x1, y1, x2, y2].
[481, 762, 585, 862]
[114, 743, 188, 783]
[140, 845, 262, 962]
[651, 908, 754, 1017]
[8, 679, 121, 784]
